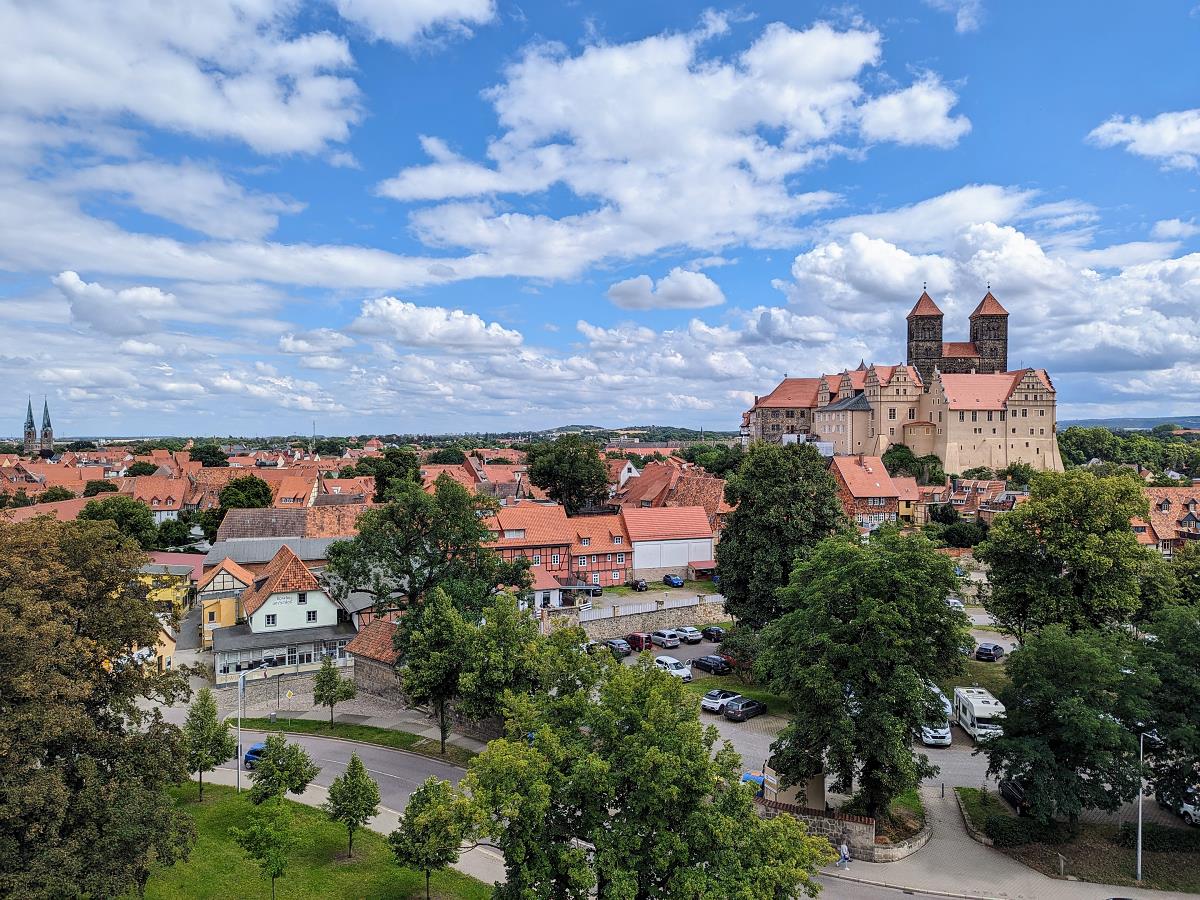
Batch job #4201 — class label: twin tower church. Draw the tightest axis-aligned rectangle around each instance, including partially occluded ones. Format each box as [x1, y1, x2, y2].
[23, 398, 54, 455]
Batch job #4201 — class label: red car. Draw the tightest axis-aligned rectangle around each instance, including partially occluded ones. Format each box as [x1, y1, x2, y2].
[626, 632, 654, 651]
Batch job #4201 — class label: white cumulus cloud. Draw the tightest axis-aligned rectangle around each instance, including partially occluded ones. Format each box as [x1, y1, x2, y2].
[1089, 108, 1200, 170]
[606, 268, 726, 310]
[349, 297, 523, 351]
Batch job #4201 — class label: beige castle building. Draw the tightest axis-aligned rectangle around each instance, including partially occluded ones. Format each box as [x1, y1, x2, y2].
[742, 291, 1064, 474]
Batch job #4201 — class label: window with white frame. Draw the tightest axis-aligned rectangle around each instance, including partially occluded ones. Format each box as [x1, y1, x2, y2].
[577, 556, 586, 567]
[297, 592, 307, 604]
[306, 610, 317, 623]
[581, 537, 591, 546]
[265, 614, 277, 627]
[532, 554, 541, 566]
[616, 553, 625, 564]
[591, 573, 600, 585]
[551, 553, 560, 565]
[613, 536, 622, 544]
[611, 571, 620, 581]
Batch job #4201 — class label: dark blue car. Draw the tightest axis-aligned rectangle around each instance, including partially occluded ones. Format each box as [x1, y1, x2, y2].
[243, 741, 267, 769]
[663, 574, 684, 588]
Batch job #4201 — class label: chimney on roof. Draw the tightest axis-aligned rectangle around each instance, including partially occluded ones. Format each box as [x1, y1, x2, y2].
[857, 452, 864, 466]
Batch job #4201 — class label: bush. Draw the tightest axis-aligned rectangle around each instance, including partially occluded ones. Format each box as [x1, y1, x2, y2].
[984, 815, 1071, 847]
[1116, 822, 1200, 853]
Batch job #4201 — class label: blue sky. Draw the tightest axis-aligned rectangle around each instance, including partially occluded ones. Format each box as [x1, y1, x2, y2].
[2, 0, 1200, 437]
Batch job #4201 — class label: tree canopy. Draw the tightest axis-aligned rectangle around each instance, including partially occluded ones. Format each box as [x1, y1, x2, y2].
[247, 734, 320, 805]
[79, 494, 158, 549]
[182, 687, 237, 802]
[401, 588, 471, 753]
[882, 443, 946, 485]
[322, 753, 380, 858]
[679, 442, 745, 478]
[126, 461, 159, 477]
[0, 517, 195, 898]
[347, 447, 420, 502]
[975, 470, 1156, 637]
[83, 479, 118, 497]
[758, 530, 969, 819]
[389, 777, 477, 900]
[1143, 602, 1200, 810]
[38, 485, 76, 503]
[527, 435, 610, 514]
[189, 444, 229, 467]
[716, 441, 846, 627]
[312, 655, 357, 725]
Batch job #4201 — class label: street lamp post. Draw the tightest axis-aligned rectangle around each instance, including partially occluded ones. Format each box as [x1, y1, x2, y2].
[1137, 731, 1145, 882]
[236, 662, 269, 793]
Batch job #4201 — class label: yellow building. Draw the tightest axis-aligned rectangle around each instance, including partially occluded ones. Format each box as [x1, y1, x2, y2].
[153, 616, 177, 672]
[196, 557, 256, 649]
[138, 563, 195, 617]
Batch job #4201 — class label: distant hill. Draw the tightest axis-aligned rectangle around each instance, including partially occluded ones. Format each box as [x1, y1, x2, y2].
[1059, 415, 1200, 431]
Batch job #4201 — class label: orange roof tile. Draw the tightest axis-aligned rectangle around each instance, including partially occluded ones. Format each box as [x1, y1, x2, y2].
[832, 455, 900, 499]
[620, 506, 713, 541]
[484, 503, 572, 548]
[241, 544, 322, 616]
[346, 619, 400, 665]
[121, 475, 188, 508]
[907, 291, 943, 318]
[196, 557, 257, 592]
[970, 291, 1009, 317]
[939, 372, 1023, 409]
[1, 496, 92, 523]
[569, 514, 629, 556]
[1143, 487, 1200, 544]
[755, 377, 823, 409]
[941, 341, 979, 359]
[891, 476, 921, 502]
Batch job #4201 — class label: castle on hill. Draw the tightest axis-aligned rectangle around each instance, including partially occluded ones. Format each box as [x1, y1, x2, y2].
[742, 290, 1064, 474]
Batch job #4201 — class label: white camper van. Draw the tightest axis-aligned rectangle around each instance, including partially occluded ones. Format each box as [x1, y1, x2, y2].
[954, 687, 1006, 741]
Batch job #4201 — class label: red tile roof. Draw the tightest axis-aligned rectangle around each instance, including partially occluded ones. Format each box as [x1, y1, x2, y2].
[196, 557, 257, 592]
[941, 341, 979, 359]
[939, 372, 1022, 409]
[907, 291, 943, 318]
[121, 475, 188, 509]
[891, 476, 921, 502]
[271, 475, 316, 508]
[970, 291, 1008, 317]
[241, 544, 323, 616]
[484, 503, 572, 548]
[1143, 487, 1200, 543]
[570, 514, 629, 556]
[1, 496, 92, 523]
[620, 506, 713, 541]
[346, 619, 400, 665]
[832, 455, 899, 499]
[755, 377, 823, 409]
[147, 551, 206, 582]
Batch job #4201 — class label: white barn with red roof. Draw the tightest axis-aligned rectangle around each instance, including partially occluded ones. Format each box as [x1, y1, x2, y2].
[620, 506, 714, 580]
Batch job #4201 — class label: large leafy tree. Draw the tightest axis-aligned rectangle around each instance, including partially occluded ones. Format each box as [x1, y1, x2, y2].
[155, 518, 193, 549]
[126, 460, 158, 477]
[324, 474, 529, 619]
[189, 444, 228, 467]
[200, 474, 273, 540]
[527, 435, 609, 514]
[758, 530, 969, 820]
[248, 734, 320, 805]
[349, 447, 420, 502]
[679, 442, 745, 478]
[1143, 603, 1200, 810]
[38, 485, 76, 503]
[458, 593, 542, 720]
[0, 517, 195, 898]
[975, 470, 1155, 637]
[389, 777, 478, 900]
[882, 443, 946, 485]
[322, 753, 380, 858]
[402, 588, 471, 753]
[1173, 541, 1200, 607]
[716, 441, 847, 627]
[83, 479, 118, 497]
[182, 687, 237, 801]
[984, 625, 1155, 830]
[78, 494, 158, 549]
[312, 655, 357, 725]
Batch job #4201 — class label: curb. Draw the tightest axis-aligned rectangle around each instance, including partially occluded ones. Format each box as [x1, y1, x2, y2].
[228, 724, 471, 772]
[823, 870, 1006, 900]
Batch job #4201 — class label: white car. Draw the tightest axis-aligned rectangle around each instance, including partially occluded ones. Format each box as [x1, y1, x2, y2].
[945, 597, 965, 612]
[1159, 788, 1199, 827]
[920, 722, 952, 747]
[655, 655, 692, 682]
[700, 689, 742, 713]
[674, 626, 703, 644]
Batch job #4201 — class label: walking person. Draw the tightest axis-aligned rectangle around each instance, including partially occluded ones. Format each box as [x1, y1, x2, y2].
[835, 838, 851, 870]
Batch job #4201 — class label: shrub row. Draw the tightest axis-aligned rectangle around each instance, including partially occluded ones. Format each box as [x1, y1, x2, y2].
[1115, 822, 1200, 853]
[983, 813, 1072, 847]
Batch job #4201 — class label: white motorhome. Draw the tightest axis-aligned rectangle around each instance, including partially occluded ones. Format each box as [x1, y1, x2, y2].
[954, 687, 1006, 741]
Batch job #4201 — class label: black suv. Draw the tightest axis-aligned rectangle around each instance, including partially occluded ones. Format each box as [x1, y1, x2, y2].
[627, 578, 648, 592]
[701, 625, 726, 642]
[998, 779, 1029, 816]
[690, 654, 731, 675]
[975, 642, 1005, 662]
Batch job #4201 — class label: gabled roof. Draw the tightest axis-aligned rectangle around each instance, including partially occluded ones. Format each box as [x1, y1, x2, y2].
[820, 393, 873, 413]
[484, 502, 572, 547]
[241, 544, 322, 616]
[620, 506, 713, 541]
[970, 291, 1009, 317]
[570, 514, 629, 555]
[1143, 487, 1200, 543]
[755, 377, 823, 409]
[146, 551, 205, 582]
[831, 455, 900, 499]
[941, 341, 979, 359]
[938, 372, 1023, 409]
[892, 476, 921, 502]
[346, 619, 400, 665]
[1, 496, 92, 523]
[907, 291, 943, 318]
[196, 557, 257, 592]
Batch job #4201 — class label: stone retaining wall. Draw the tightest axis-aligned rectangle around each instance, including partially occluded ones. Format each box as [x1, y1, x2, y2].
[215, 668, 330, 711]
[757, 797, 932, 862]
[556, 599, 726, 641]
[354, 656, 405, 702]
[955, 788, 994, 846]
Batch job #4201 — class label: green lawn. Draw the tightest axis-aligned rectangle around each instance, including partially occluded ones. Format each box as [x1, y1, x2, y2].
[955, 786, 1011, 832]
[142, 783, 491, 899]
[890, 788, 926, 826]
[684, 675, 790, 717]
[236, 717, 476, 768]
[937, 657, 1011, 700]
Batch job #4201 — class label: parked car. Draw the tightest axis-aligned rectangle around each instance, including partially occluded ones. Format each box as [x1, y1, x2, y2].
[701, 625, 726, 642]
[920, 722, 952, 747]
[945, 597, 965, 612]
[626, 632, 654, 651]
[243, 741, 267, 769]
[604, 638, 633, 657]
[627, 578, 648, 592]
[654, 655, 692, 682]
[651, 629, 680, 649]
[674, 626, 703, 644]
[700, 689, 741, 713]
[663, 574, 684, 588]
[723, 697, 767, 722]
[587, 585, 603, 597]
[975, 642, 1005, 662]
[583, 641, 604, 655]
[1157, 788, 1198, 826]
[998, 779, 1030, 816]
[690, 654, 731, 675]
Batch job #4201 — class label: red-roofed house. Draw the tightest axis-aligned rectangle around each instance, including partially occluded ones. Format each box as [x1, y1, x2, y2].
[892, 476, 920, 523]
[569, 514, 632, 588]
[831, 455, 899, 530]
[619, 506, 714, 580]
[197, 557, 257, 648]
[121, 476, 188, 523]
[347, 618, 403, 699]
[484, 502, 573, 576]
[1139, 487, 1200, 559]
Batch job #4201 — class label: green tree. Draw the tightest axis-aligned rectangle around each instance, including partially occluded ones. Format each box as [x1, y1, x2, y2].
[314, 437, 348, 456]
[350, 447, 420, 502]
[1144, 603, 1200, 812]
[322, 753, 380, 858]
[83, 478, 118, 497]
[402, 589, 470, 753]
[219, 475, 273, 509]
[984, 625, 1155, 830]
[190, 444, 228, 467]
[1000, 461, 1036, 487]
[960, 466, 996, 480]
[0, 489, 34, 509]
[79, 494, 158, 549]
[155, 518, 192, 549]
[389, 777, 476, 900]
[312, 655, 357, 725]
[680, 442, 745, 477]
[976, 470, 1154, 637]
[716, 442, 846, 627]
[182, 687, 237, 802]
[248, 734, 320, 805]
[942, 520, 988, 548]
[0, 517, 195, 898]
[1173, 541, 1200, 607]
[231, 800, 296, 900]
[425, 446, 466, 465]
[324, 474, 529, 619]
[126, 461, 159, 477]
[759, 530, 969, 820]
[928, 502, 960, 525]
[66, 439, 97, 451]
[458, 593, 541, 720]
[526, 435, 610, 514]
[717, 626, 761, 684]
[38, 485, 76, 503]
[882, 443, 946, 485]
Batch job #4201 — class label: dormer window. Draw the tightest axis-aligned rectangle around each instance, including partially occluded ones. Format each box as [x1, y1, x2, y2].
[503, 529, 525, 539]
[613, 536, 622, 544]
[581, 537, 591, 546]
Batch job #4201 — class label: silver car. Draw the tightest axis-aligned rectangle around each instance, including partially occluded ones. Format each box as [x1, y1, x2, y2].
[920, 722, 952, 747]
[650, 629, 680, 649]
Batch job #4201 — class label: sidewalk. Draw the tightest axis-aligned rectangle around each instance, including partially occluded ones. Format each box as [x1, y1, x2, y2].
[821, 780, 1196, 900]
[200, 768, 505, 886]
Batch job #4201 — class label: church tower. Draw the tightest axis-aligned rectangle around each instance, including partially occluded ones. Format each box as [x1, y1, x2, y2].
[39, 398, 53, 455]
[969, 291, 1009, 374]
[906, 290, 944, 385]
[23, 398, 37, 454]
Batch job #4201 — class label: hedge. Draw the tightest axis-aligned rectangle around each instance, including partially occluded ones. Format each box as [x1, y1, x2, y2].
[1116, 822, 1200, 853]
[984, 815, 1071, 848]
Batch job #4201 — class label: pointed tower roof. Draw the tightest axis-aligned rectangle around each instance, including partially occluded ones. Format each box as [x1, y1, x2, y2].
[25, 397, 34, 429]
[855, 359, 868, 371]
[906, 291, 943, 318]
[970, 291, 1008, 317]
[41, 398, 52, 430]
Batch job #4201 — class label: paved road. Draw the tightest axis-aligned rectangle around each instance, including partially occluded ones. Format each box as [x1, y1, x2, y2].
[222, 729, 465, 809]
[175, 600, 202, 651]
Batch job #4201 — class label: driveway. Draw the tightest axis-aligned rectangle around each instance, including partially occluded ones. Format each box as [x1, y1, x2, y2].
[175, 598, 202, 651]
